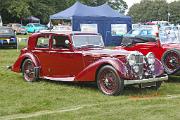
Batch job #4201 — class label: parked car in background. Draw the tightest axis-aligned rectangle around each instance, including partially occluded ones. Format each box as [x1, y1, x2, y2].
[115, 31, 180, 75]
[0, 27, 17, 48]
[52, 25, 72, 31]
[12, 31, 168, 96]
[124, 28, 155, 38]
[7, 23, 27, 35]
[125, 25, 158, 38]
[24, 23, 48, 33]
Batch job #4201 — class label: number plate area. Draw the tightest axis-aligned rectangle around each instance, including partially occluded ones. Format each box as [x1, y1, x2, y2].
[140, 82, 156, 88]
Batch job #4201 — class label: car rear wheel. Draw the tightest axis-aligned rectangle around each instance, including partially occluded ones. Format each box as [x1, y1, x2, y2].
[162, 49, 180, 75]
[97, 65, 124, 96]
[22, 59, 37, 82]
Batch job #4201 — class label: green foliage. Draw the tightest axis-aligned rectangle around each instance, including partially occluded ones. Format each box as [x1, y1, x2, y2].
[168, 1, 180, 24]
[128, 0, 180, 24]
[0, 0, 127, 24]
[108, 0, 128, 13]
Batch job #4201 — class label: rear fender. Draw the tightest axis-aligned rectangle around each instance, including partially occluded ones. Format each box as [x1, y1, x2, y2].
[74, 57, 128, 82]
[11, 52, 40, 73]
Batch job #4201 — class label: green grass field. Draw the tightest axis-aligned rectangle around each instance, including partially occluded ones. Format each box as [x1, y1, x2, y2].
[0, 35, 180, 120]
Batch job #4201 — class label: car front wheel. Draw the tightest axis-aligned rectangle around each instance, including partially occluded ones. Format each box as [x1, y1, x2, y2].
[162, 49, 180, 75]
[22, 59, 38, 82]
[97, 65, 124, 96]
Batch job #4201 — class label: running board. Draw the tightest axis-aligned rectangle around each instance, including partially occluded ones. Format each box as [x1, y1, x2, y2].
[43, 77, 75, 82]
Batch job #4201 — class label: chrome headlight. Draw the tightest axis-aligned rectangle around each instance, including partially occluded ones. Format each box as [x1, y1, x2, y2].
[127, 53, 136, 66]
[146, 52, 155, 65]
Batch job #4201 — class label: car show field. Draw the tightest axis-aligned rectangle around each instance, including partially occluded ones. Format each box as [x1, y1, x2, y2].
[0, 35, 180, 120]
[1, 0, 180, 119]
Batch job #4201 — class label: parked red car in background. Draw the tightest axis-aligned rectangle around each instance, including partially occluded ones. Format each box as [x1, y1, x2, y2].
[115, 31, 180, 75]
[12, 31, 168, 95]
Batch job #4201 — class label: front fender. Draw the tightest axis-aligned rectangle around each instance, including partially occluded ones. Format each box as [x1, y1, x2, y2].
[11, 52, 40, 73]
[74, 57, 128, 82]
[154, 58, 164, 76]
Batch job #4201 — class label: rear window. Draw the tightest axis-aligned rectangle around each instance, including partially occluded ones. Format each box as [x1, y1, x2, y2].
[36, 36, 49, 48]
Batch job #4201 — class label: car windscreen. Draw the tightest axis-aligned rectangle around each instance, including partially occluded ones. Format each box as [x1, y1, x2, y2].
[72, 35, 104, 48]
[15, 24, 21, 27]
[121, 37, 133, 46]
[33, 23, 41, 27]
[122, 36, 156, 46]
[0, 28, 14, 35]
[128, 29, 141, 35]
[159, 28, 180, 44]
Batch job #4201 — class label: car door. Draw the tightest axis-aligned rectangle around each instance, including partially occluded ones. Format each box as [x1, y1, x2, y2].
[32, 34, 51, 76]
[49, 34, 84, 78]
[28, 24, 34, 32]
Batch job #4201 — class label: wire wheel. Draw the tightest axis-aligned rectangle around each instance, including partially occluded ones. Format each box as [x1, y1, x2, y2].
[22, 59, 37, 82]
[162, 49, 180, 74]
[97, 65, 124, 96]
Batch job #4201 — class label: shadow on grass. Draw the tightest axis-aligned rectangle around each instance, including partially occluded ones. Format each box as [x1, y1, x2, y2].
[40, 78, 159, 96]
[42, 79, 97, 89]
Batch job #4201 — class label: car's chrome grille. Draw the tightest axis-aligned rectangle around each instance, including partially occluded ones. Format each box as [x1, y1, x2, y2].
[135, 55, 144, 78]
[135, 55, 144, 63]
[138, 63, 144, 74]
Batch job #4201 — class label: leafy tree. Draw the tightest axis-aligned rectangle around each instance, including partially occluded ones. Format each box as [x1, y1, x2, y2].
[169, 1, 180, 24]
[0, 0, 31, 23]
[108, 0, 127, 13]
[128, 0, 169, 23]
[0, 0, 127, 24]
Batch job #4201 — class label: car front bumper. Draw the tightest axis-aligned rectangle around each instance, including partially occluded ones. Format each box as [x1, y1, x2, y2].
[124, 75, 168, 85]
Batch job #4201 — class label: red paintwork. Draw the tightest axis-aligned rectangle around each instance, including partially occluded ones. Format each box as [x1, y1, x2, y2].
[115, 40, 180, 60]
[12, 31, 164, 82]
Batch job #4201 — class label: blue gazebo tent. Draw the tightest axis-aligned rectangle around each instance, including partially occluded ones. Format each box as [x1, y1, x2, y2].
[50, 1, 132, 46]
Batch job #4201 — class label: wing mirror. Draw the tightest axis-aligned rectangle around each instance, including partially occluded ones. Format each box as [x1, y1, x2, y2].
[65, 40, 71, 48]
[65, 40, 70, 45]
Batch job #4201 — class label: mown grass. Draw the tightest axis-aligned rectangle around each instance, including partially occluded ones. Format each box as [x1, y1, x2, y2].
[0, 35, 180, 120]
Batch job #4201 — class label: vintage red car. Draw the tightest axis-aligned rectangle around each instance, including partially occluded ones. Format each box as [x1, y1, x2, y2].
[12, 31, 168, 95]
[115, 34, 180, 75]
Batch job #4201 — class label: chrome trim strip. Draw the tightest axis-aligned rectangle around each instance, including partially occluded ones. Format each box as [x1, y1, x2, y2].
[43, 77, 74, 81]
[124, 75, 168, 85]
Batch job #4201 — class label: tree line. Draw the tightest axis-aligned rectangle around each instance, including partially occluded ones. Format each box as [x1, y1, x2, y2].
[0, 0, 127, 24]
[128, 0, 180, 24]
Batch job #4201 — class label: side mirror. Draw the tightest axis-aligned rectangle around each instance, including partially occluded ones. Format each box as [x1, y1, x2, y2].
[65, 40, 70, 45]
[65, 40, 70, 48]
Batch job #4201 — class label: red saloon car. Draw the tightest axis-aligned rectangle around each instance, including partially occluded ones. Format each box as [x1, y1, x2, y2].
[115, 34, 180, 75]
[12, 31, 168, 95]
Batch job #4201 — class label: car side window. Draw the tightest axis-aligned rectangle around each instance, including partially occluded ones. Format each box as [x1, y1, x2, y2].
[52, 35, 70, 49]
[36, 35, 49, 48]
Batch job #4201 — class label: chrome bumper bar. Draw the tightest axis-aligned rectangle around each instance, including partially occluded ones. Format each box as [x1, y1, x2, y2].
[124, 75, 168, 85]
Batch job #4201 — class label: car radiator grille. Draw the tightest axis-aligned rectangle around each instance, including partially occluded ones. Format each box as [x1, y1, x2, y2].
[135, 55, 144, 78]
[135, 54, 144, 63]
